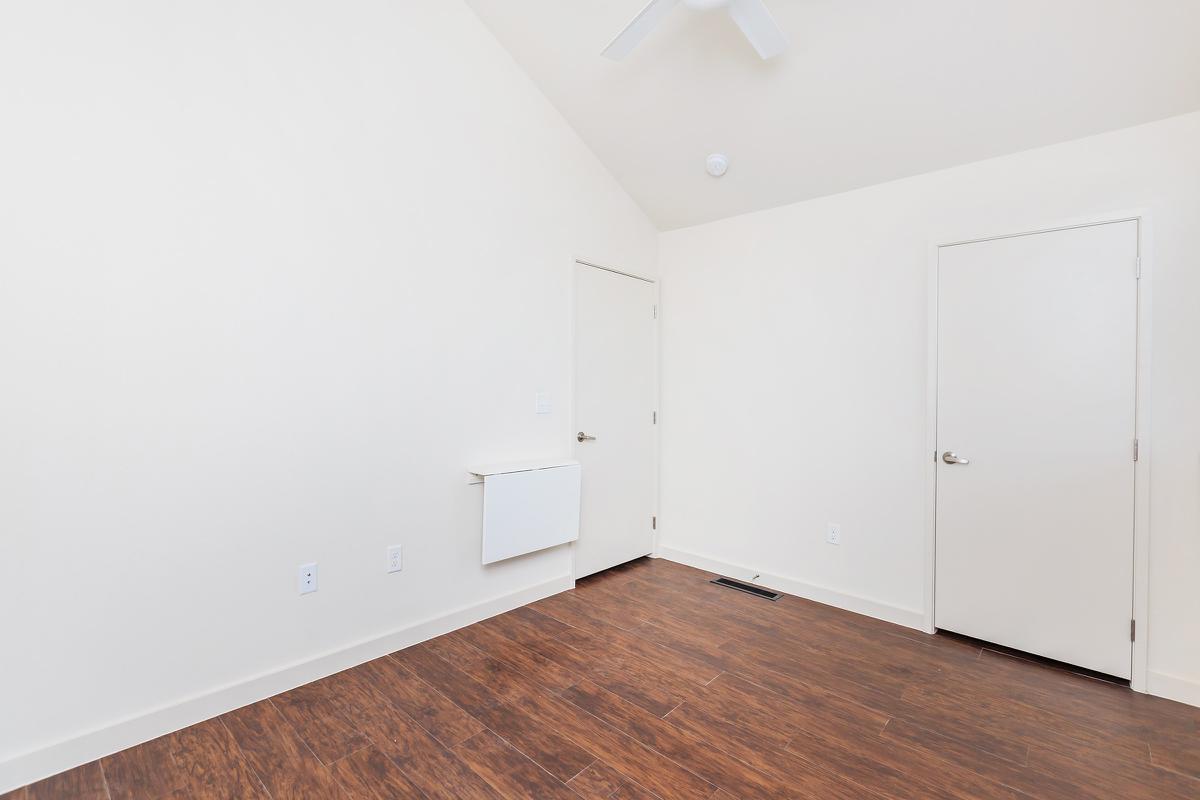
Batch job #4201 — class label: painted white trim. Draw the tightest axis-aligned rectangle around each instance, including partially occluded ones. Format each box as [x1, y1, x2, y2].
[656, 546, 925, 630]
[568, 257, 581, 581]
[1146, 671, 1200, 709]
[923, 210, 1154, 692]
[1130, 214, 1154, 694]
[0, 574, 573, 794]
[923, 240, 940, 636]
[573, 259, 656, 284]
[572, 254, 658, 286]
[651, 280, 662, 557]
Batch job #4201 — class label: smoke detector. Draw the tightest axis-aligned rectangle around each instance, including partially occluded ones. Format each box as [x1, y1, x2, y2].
[706, 153, 730, 177]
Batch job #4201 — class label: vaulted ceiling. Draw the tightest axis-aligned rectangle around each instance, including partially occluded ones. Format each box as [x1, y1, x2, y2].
[466, 0, 1200, 229]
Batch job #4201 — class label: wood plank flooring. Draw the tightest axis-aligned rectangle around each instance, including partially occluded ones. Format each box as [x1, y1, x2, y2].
[7, 557, 1199, 799]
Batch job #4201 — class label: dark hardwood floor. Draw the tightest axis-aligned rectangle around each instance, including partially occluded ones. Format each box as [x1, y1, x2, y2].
[7, 557, 1199, 799]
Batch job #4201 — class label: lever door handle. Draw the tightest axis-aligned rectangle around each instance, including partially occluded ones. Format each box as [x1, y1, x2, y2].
[942, 451, 969, 465]
[577, 432, 597, 443]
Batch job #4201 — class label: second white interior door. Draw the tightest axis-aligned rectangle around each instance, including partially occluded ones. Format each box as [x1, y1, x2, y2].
[573, 262, 657, 578]
[935, 220, 1138, 679]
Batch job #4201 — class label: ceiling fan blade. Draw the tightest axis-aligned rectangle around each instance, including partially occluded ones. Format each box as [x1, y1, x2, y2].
[602, 0, 682, 60]
[727, 0, 789, 59]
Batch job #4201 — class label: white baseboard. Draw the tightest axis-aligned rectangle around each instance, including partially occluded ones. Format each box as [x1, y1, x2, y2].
[657, 547, 1200, 711]
[655, 546, 925, 631]
[0, 574, 573, 794]
[1147, 670, 1200, 709]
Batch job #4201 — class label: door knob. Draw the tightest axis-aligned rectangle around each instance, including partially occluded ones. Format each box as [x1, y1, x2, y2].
[577, 432, 597, 443]
[942, 451, 970, 465]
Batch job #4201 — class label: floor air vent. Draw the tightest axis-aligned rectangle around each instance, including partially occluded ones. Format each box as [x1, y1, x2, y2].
[710, 577, 781, 601]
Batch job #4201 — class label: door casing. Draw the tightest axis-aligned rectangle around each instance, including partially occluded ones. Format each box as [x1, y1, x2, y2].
[923, 211, 1153, 693]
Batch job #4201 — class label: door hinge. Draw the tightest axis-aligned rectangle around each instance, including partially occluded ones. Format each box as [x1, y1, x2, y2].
[652, 516, 657, 530]
[1135, 257, 1142, 280]
[653, 305, 658, 319]
[653, 411, 657, 425]
[1131, 619, 1136, 642]
[1133, 439, 1140, 462]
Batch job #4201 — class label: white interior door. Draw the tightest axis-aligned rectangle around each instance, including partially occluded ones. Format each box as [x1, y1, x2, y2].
[935, 221, 1138, 678]
[573, 262, 656, 578]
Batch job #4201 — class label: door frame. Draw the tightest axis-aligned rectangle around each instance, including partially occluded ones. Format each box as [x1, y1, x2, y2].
[922, 211, 1153, 692]
[568, 256, 661, 582]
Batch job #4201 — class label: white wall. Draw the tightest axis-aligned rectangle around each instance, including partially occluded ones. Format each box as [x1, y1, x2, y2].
[0, 0, 656, 789]
[658, 112, 1200, 703]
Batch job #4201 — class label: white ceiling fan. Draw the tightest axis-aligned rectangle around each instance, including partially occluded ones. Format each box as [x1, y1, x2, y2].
[603, 0, 789, 61]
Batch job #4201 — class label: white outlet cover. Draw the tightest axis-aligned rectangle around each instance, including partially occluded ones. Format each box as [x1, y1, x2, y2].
[387, 544, 403, 574]
[298, 562, 318, 594]
[826, 524, 842, 546]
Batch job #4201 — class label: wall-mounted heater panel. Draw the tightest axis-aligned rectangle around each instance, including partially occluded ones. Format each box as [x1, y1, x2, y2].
[469, 459, 581, 565]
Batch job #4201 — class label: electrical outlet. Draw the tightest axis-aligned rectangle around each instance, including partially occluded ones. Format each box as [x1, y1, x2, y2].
[387, 544, 403, 574]
[298, 562, 318, 594]
[826, 523, 842, 546]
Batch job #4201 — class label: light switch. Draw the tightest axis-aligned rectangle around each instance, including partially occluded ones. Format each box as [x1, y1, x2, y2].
[298, 563, 318, 594]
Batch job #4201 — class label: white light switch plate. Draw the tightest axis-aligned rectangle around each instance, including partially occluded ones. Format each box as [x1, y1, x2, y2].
[298, 562, 318, 594]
